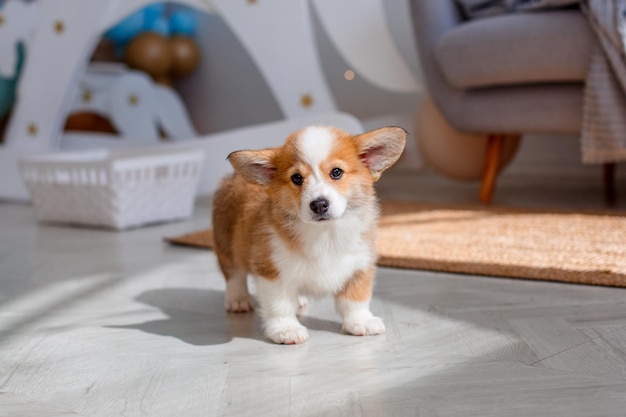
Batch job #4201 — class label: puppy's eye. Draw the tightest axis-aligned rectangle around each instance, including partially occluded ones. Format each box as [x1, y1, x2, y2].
[291, 173, 304, 185]
[330, 167, 343, 180]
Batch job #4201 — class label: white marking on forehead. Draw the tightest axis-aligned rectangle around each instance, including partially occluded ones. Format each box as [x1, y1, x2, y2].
[297, 126, 336, 168]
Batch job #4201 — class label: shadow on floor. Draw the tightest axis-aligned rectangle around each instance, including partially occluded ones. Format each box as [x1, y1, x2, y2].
[111, 288, 341, 346]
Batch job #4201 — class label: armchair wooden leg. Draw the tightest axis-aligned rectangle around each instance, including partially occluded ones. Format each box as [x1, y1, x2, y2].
[479, 134, 505, 204]
[603, 162, 617, 206]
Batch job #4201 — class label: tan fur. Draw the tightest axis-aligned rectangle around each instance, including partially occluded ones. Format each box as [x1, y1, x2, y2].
[212, 174, 280, 281]
[336, 267, 375, 302]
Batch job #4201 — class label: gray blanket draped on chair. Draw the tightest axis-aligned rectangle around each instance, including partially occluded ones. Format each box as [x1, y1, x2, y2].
[456, 0, 626, 164]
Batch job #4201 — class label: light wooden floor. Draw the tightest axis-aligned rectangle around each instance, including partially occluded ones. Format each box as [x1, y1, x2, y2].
[1, 171, 626, 417]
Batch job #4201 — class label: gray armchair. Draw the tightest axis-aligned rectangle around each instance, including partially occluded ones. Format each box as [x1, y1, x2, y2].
[409, 0, 613, 203]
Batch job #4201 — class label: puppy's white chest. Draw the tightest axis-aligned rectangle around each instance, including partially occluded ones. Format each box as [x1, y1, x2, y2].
[269, 228, 373, 295]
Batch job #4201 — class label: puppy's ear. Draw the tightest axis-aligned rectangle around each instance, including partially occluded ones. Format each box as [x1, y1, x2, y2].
[353, 127, 407, 181]
[227, 148, 276, 185]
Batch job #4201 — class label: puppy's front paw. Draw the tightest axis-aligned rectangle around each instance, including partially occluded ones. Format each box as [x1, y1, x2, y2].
[264, 318, 309, 344]
[343, 315, 386, 336]
[225, 295, 254, 313]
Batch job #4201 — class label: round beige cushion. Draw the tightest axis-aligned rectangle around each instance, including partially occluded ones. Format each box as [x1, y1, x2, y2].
[417, 96, 520, 181]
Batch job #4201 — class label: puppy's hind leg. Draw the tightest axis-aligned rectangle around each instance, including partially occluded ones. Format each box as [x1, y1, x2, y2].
[225, 269, 255, 313]
[215, 244, 254, 313]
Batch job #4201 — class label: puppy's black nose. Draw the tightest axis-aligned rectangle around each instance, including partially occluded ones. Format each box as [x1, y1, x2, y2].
[310, 198, 329, 214]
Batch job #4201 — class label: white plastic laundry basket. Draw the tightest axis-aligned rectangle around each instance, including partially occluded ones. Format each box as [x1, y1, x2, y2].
[20, 147, 205, 230]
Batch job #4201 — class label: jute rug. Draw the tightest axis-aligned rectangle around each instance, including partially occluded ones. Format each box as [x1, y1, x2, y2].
[165, 201, 626, 287]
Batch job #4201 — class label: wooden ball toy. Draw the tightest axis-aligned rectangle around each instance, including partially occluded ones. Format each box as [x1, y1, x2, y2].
[124, 32, 173, 79]
[169, 35, 200, 78]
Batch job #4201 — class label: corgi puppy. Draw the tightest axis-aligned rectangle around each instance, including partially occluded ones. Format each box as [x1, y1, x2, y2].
[212, 125, 407, 344]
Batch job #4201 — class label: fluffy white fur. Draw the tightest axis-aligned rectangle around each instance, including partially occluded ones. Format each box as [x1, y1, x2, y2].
[297, 126, 335, 167]
[262, 221, 375, 343]
[297, 127, 347, 223]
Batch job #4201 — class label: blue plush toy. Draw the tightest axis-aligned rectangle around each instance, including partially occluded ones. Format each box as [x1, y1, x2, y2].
[168, 9, 197, 37]
[104, 10, 145, 44]
[143, 3, 166, 26]
[143, 3, 170, 36]
[106, 4, 197, 45]
[145, 16, 170, 37]
[105, 4, 198, 61]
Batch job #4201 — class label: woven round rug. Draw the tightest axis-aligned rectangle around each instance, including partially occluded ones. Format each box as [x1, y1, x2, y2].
[165, 201, 626, 287]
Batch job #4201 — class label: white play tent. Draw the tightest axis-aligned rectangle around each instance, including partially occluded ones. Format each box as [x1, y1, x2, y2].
[0, 0, 420, 200]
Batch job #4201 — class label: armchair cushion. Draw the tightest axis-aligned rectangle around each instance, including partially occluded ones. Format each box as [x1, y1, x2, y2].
[435, 10, 594, 89]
